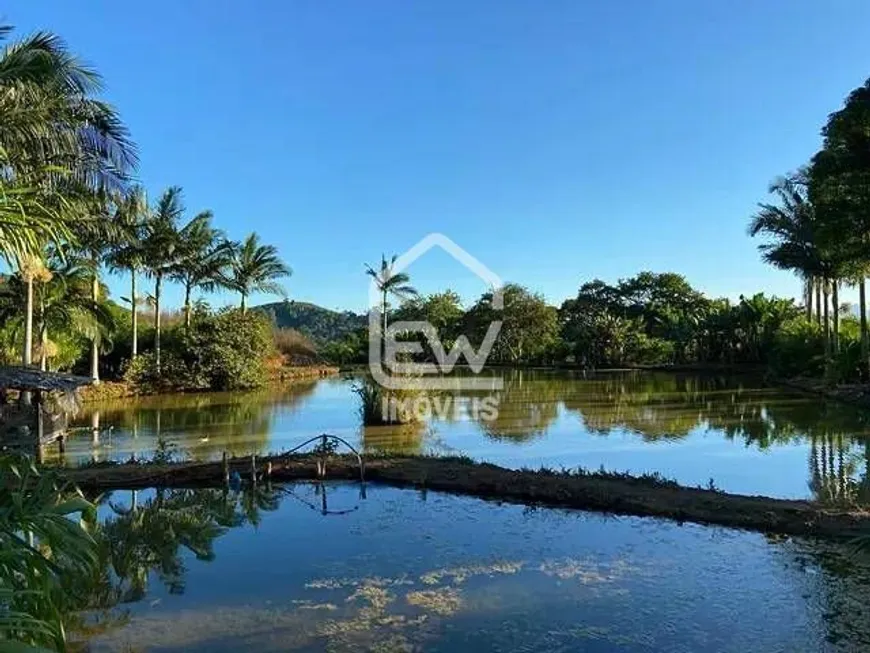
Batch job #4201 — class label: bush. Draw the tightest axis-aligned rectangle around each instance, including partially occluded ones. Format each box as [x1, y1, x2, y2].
[768, 319, 826, 378]
[353, 377, 425, 425]
[124, 309, 274, 393]
[272, 327, 318, 364]
[627, 333, 675, 365]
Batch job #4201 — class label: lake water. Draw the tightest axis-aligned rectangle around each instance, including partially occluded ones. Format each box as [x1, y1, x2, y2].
[60, 370, 870, 500]
[82, 483, 870, 652]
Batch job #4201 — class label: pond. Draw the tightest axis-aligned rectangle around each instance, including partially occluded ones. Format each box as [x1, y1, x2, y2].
[80, 482, 870, 652]
[59, 370, 870, 500]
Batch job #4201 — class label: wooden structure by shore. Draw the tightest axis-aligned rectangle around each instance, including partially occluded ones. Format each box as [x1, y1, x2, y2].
[0, 367, 93, 458]
[61, 453, 870, 541]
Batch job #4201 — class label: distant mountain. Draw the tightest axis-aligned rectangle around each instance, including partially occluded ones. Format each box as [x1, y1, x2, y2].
[255, 300, 366, 343]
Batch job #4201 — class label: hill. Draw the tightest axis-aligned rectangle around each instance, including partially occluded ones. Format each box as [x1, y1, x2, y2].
[254, 301, 366, 344]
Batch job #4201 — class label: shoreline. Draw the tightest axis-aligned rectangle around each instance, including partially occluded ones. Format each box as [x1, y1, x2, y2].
[77, 365, 340, 403]
[61, 454, 870, 540]
[776, 377, 870, 411]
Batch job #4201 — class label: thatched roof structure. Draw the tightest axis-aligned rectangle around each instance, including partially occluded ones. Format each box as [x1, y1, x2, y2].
[0, 367, 93, 393]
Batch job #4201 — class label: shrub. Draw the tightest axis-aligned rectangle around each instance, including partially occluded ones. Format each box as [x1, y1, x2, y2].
[768, 319, 826, 378]
[124, 309, 274, 393]
[353, 377, 425, 425]
[272, 327, 318, 364]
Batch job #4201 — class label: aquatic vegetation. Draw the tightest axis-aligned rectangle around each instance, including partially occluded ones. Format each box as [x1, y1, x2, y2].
[353, 377, 425, 425]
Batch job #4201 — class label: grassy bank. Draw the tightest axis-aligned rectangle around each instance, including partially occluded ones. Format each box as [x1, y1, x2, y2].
[61, 454, 870, 540]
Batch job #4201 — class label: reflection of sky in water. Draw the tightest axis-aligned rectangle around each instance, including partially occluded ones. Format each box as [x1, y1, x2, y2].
[60, 370, 870, 499]
[88, 483, 868, 652]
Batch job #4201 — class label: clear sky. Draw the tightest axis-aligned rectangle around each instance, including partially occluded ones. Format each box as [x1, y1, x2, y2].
[6, 1, 870, 312]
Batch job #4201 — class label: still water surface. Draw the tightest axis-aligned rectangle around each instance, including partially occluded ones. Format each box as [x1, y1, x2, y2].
[85, 483, 870, 652]
[62, 370, 870, 499]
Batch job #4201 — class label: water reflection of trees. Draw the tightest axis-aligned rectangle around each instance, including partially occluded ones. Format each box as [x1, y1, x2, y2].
[93, 486, 283, 602]
[62, 383, 319, 462]
[459, 370, 870, 503]
[64, 482, 364, 648]
[361, 422, 427, 455]
[471, 369, 561, 442]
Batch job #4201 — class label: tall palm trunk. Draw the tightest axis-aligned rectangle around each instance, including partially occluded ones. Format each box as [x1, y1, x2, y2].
[832, 280, 840, 356]
[23, 276, 33, 367]
[90, 272, 100, 384]
[815, 280, 823, 327]
[184, 283, 192, 329]
[382, 290, 388, 358]
[20, 273, 34, 405]
[39, 297, 47, 372]
[154, 273, 162, 373]
[130, 267, 138, 359]
[804, 277, 813, 322]
[861, 278, 869, 379]
[240, 292, 247, 314]
[823, 280, 831, 360]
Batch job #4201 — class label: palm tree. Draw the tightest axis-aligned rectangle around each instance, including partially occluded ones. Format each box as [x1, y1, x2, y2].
[748, 171, 844, 355]
[0, 24, 137, 369]
[365, 254, 418, 351]
[0, 26, 137, 190]
[227, 233, 291, 313]
[141, 187, 185, 371]
[0, 250, 113, 372]
[749, 173, 820, 314]
[106, 185, 149, 358]
[168, 211, 232, 329]
[70, 193, 120, 384]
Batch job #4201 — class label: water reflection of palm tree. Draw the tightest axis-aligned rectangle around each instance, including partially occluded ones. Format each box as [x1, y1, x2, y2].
[99, 486, 283, 601]
[808, 433, 864, 505]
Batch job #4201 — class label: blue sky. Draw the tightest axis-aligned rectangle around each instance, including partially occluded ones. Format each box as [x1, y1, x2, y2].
[6, 1, 870, 312]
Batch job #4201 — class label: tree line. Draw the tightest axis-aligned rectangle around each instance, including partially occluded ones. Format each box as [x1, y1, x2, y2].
[0, 25, 291, 383]
[749, 76, 870, 383]
[326, 265, 807, 375]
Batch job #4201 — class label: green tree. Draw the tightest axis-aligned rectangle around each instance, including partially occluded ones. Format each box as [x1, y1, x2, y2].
[106, 185, 149, 359]
[810, 78, 870, 377]
[365, 254, 417, 352]
[70, 193, 120, 384]
[228, 233, 291, 313]
[169, 212, 233, 329]
[0, 25, 136, 372]
[141, 187, 185, 372]
[749, 172, 823, 323]
[467, 284, 558, 364]
[748, 171, 847, 359]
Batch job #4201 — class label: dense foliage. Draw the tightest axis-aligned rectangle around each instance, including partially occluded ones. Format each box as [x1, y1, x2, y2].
[747, 76, 870, 383]
[124, 309, 274, 392]
[0, 21, 290, 394]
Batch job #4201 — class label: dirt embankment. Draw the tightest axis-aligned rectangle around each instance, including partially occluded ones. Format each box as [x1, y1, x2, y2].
[62, 454, 870, 540]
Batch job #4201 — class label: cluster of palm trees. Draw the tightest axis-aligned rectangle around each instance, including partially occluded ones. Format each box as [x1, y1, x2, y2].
[100, 185, 291, 379]
[749, 77, 870, 378]
[0, 24, 290, 381]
